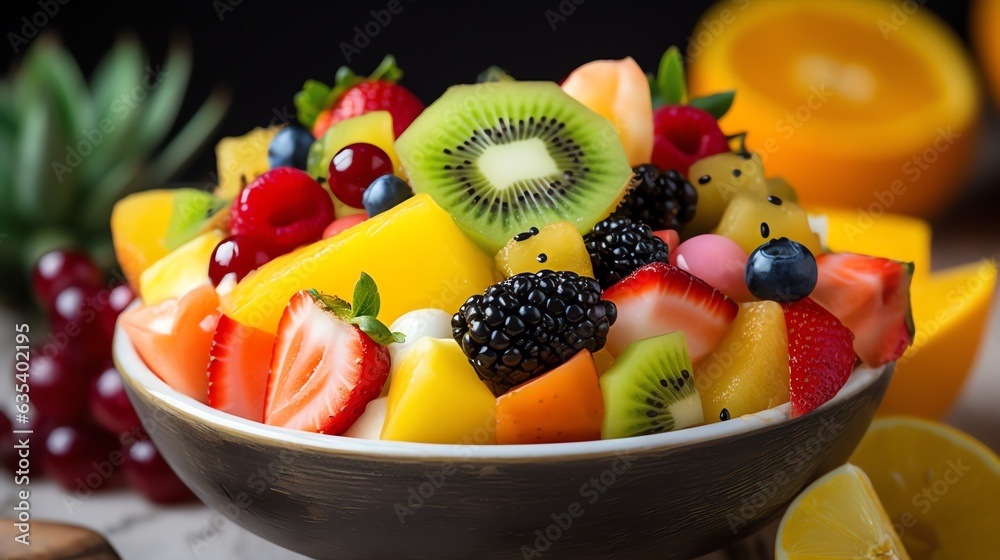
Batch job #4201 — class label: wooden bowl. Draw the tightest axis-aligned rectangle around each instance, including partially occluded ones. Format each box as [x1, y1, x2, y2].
[113, 325, 892, 559]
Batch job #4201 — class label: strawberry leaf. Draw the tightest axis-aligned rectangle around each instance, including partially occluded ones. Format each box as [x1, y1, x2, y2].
[351, 272, 380, 319]
[307, 289, 353, 321]
[368, 55, 402, 83]
[294, 79, 331, 128]
[689, 90, 735, 120]
[351, 315, 406, 346]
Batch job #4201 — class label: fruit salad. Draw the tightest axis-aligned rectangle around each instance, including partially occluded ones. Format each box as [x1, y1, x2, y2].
[111, 49, 914, 445]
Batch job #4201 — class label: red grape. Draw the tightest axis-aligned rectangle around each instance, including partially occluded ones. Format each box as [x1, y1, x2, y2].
[32, 250, 104, 306]
[123, 440, 194, 504]
[50, 285, 112, 363]
[99, 283, 136, 340]
[208, 236, 276, 286]
[28, 352, 92, 422]
[41, 424, 121, 491]
[328, 143, 393, 209]
[89, 366, 141, 437]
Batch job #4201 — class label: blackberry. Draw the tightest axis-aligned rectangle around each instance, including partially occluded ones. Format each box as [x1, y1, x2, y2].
[452, 270, 616, 395]
[613, 164, 698, 231]
[584, 217, 670, 289]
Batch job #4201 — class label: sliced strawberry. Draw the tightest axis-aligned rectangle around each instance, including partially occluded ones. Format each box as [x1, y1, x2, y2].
[207, 316, 276, 422]
[602, 262, 738, 361]
[328, 81, 423, 138]
[264, 276, 401, 435]
[810, 253, 914, 367]
[782, 298, 856, 418]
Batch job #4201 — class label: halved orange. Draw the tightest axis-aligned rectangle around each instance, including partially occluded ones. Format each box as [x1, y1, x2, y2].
[850, 417, 1000, 558]
[688, 0, 980, 216]
[972, 0, 1000, 107]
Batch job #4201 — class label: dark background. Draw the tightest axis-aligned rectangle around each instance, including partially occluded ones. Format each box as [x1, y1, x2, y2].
[0, 0, 980, 182]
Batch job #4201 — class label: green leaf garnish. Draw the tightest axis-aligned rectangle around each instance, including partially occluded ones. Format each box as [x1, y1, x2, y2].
[477, 66, 515, 83]
[293, 79, 331, 129]
[689, 90, 736, 120]
[351, 271, 380, 318]
[293, 55, 403, 129]
[163, 189, 225, 250]
[307, 273, 404, 346]
[657, 46, 687, 106]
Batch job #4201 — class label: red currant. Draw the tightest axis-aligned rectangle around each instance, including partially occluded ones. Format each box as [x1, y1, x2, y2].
[123, 440, 194, 504]
[28, 351, 93, 422]
[208, 236, 276, 286]
[99, 283, 136, 340]
[41, 424, 121, 491]
[32, 250, 104, 307]
[328, 143, 393, 209]
[230, 167, 335, 253]
[89, 365, 141, 437]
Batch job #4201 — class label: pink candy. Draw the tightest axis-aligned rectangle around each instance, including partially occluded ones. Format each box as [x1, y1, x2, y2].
[670, 234, 753, 302]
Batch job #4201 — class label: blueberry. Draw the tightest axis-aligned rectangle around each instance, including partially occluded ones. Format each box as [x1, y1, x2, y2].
[267, 125, 314, 170]
[745, 238, 817, 303]
[362, 174, 413, 217]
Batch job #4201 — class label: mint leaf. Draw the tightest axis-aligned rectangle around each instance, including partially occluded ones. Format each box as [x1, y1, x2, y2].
[351, 272, 380, 318]
[164, 189, 224, 250]
[658, 46, 687, 106]
[294, 79, 331, 128]
[308, 289, 353, 320]
[351, 315, 405, 346]
[689, 90, 735, 120]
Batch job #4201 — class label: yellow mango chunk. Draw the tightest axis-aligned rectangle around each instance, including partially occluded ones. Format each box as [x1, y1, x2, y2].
[222, 194, 496, 333]
[111, 189, 177, 290]
[381, 338, 496, 444]
[139, 230, 225, 305]
[215, 126, 280, 200]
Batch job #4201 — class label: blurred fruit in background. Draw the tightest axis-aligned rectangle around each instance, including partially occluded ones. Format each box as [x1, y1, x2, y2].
[820, 208, 998, 419]
[0, 34, 229, 306]
[688, 0, 980, 217]
[972, 0, 1000, 107]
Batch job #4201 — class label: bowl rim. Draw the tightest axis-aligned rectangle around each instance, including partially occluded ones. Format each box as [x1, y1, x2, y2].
[114, 321, 890, 463]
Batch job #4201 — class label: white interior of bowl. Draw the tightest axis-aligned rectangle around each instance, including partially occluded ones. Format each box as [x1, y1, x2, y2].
[114, 322, 888, 462]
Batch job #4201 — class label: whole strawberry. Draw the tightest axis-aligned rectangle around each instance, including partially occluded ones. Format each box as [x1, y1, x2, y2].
[295, 55, 424, 139]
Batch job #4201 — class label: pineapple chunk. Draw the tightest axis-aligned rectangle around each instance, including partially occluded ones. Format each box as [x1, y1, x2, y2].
[495, 221, 594, 278]
[222, 194, 496, 333]
[382, 337, 496, 444]
[713, 194, 823, 256]
[693, 301, 789, 423]
[111, 189, 177, 290]
[139, 230, 225, 305]
[215, 126, 280, 200]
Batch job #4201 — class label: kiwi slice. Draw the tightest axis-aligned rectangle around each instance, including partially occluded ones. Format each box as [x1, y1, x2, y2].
[600, 331, 704, 439]
[395, 82, 632, 253]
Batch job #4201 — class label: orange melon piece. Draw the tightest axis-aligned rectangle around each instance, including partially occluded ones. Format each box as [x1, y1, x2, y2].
[561, 57, 653, 167]
[120, 284, 221, 402]
[495, 351, 604, 444]
[111, 189, 177, 291]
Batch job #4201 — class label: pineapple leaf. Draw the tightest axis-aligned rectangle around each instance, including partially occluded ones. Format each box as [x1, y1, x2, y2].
[15, 95, 76, 226]
[84, 36, 146, 188]
[0, 82, 18, 138]
[130, 37, 194, 162]
[78, 159, 142, 232]
[17, 37, 94, 140]
[0, 134, 14, 229]
[142, 88, 230, 189]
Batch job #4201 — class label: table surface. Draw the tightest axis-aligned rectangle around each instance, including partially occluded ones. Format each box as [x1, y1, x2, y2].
[1, 225, 997, 560]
